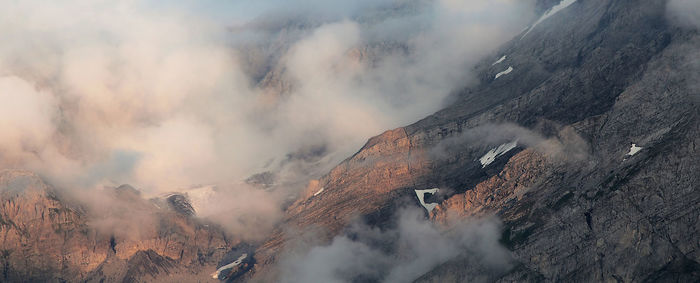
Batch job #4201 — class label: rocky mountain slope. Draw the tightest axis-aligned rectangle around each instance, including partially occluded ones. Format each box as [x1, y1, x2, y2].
[0, 0, 698, 282]
[243, 0, 699, 281]
[0, 170, 233, 282]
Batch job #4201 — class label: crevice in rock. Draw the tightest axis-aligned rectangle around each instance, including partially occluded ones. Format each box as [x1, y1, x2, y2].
[109, 236, 116, 254]
[584, 211, 593, 230]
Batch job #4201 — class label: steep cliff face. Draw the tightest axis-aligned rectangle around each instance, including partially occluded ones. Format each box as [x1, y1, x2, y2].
[420, 31, 700, 280]
[248, 0, 699, 281]
[0, 170, 102, 281]
[252, 127, 431, 270]
[0, 170, 232, 282]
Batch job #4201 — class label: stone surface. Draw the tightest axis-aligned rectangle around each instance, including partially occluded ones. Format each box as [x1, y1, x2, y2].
[2, 0, 699, 282]
[0, 170, 232, 282]
[246, 0, 700, 281]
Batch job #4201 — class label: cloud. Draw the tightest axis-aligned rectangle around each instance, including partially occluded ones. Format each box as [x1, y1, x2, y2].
[187, 183, 286, 241]
[0, 76, 57, 162]
[277, 208, 513, 283]
[0, 0, 537, 238]
[667, 0, 700, 29]
[430, 122, 590, 163]
[666, 1, 700, 104]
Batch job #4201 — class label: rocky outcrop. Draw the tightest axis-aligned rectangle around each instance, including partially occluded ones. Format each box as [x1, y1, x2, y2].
[430, 149, 553, 223]
[0, 170, 233, 282]
[253, 127, 430, 270]
[0, 170, 102, 281]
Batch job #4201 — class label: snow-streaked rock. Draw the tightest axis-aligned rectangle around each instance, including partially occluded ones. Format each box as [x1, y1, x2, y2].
[495, 66, 514, 79]
[492, 55, 507, 66]
[415, 188, 440, 212]
[479, 141, 518, 168]
[313, 187, 325, 196]
[211, 253, 248, 279]
[627, 143, 643, 156]
[522, 0, 577, 39]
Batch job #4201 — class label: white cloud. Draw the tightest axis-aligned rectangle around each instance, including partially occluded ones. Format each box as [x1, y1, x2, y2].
[278, 208, 513, 283]
[0, 0, 537, 238]
[667, 0, 700, 29]
[0, 76, 57, 160]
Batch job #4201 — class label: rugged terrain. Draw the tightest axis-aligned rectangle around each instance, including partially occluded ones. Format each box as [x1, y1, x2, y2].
[0, 170, 232, 282]
[0, 0, 698, 282]
[246, 0, 700, 281]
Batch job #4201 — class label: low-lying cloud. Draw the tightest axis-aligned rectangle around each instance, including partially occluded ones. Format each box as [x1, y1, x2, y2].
[277, 208, 513, 283]
[430, 122, 590, 163]
[666, 0, 700, 104]
[667, 0, 700, 29]
[0, 0, 536, 238]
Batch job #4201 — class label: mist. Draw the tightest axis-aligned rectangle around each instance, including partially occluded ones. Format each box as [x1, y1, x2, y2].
[430, 122, 590, 164]
[277, 208, 513, 283]
[666, 0, 700, 104]
[0, 0, 536, 238]
[667, 0, 700, 29]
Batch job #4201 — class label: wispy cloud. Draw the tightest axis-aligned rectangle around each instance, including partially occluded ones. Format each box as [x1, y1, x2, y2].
[0, 0, 536, 237]
[667, 0, 700, 29]
[277, 208, 513, 283]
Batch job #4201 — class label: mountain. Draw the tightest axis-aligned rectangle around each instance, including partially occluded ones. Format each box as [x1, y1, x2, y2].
[243, 0, 699, 281]
[1, 0, 698, 282]
[0, 170, 232, 282]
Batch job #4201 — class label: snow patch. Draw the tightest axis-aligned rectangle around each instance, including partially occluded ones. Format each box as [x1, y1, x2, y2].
[415, 188, 440, 213]
[479, 141, 518, 168]
[521, 0, 577, 39]
[211, 253, 248, 279]
[627, 144, 642, 156]
[492, 55, 507, 66]
[494, 66, 513, 79]
[313, 187, 325, 196]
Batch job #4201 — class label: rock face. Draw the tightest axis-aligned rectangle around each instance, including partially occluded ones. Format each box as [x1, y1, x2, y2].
[2, 0, 699, 282]
[0, 170, 232, 282]
[246, 0, 700, 281]
[0, 170, 100, 281]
